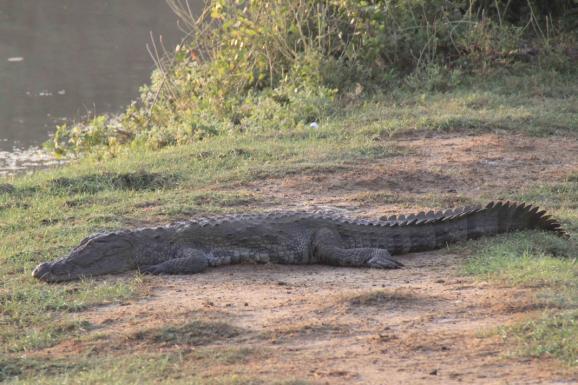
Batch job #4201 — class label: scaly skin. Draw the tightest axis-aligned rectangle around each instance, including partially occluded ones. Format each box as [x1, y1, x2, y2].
[32, 201, 567, 282]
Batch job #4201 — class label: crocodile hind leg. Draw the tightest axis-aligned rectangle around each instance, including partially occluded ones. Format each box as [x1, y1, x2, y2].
[140, 248, 209, 275]
[313, 228, 403, 269]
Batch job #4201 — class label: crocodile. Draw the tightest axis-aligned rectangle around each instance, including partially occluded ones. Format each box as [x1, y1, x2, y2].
[32, 201, 567, 282]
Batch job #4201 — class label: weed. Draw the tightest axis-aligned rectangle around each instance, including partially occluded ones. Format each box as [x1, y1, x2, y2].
[1, 351, 314, 385]
[192, 347, 257, 365]
[192, 192, 261, 208]
[132, 320, 242, 347]
[49, 171, 179, 194]
[462, 232, 577, 286]
[462, 225, 577, 365]
[345, 289, 422, 307]
[268, 321, 347, 340]
[500, 310, 578, 366]
[0, 355, 87, 382]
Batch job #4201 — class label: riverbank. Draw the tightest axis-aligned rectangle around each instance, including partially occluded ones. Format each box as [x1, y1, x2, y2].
[0, 69, 576, 384]
[0, 147, 67, 176]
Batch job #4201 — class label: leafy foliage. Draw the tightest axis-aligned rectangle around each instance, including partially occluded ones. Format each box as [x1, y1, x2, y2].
[47, 0, 577, 155]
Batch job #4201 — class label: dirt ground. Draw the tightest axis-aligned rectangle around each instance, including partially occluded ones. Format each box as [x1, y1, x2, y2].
[38, 133, 578, 384]
[246, 133, 578, 217]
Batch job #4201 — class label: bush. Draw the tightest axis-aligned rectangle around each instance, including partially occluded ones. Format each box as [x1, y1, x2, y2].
[47, 0, 577, 155]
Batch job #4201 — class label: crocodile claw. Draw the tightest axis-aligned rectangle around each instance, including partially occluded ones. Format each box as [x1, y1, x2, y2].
[140, 265, 164, 275]
[367, 256, 404, 269]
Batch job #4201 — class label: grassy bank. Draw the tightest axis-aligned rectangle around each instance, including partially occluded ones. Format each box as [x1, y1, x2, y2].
[460, 157, 577, 365]
[1, 67, 577, 382]
[462, 232, 577, 365]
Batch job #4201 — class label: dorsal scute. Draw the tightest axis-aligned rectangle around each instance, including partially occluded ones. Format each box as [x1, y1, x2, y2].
[83, 202, 567, 240]
[406, 218, 418, 225]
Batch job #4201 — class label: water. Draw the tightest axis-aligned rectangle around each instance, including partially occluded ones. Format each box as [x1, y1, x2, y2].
[0, 0, 201, 154]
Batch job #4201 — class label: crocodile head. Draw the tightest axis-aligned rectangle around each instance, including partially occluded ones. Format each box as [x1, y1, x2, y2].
[32, 232, 137, 282]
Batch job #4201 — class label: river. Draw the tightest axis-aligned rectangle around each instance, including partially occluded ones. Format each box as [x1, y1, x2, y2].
[0, 0, 202, 162]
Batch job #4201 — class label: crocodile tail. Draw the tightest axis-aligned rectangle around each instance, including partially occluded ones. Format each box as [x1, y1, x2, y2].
[478, 201, 565, 235]
[432, 201, 569, 246]
[385, 201, 568, 254]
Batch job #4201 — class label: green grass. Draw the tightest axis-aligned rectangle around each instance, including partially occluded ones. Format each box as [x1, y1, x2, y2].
[0, 278, 140, 353]
[464, 247, 577, 366]
[462, 233, 577, 286]
[503, 311, 578, 366]
[461, 179, 577, 365]
[338, 71, 578, 138]
[1, 352, 314, 385]
[0, 70, 576, 382]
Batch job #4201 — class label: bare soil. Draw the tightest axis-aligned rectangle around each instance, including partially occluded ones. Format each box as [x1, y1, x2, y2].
[244, 133, 578, 218]
[36, 133, 578, 384]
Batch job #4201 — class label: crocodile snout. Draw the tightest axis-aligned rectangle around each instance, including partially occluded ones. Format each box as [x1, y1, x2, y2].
[32, 262, 53, 281]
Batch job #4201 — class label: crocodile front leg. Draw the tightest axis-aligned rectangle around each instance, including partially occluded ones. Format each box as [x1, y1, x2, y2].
[313, 228, 403, 269]
[140, 248, 209, 275]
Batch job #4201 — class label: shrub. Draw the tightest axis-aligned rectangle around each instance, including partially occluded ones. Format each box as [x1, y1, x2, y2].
[47, 0, 577, 155]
